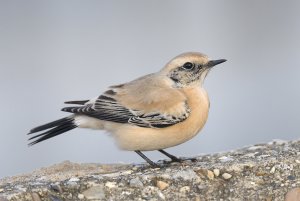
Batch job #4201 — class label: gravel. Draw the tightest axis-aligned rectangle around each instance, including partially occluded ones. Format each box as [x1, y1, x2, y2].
[0, 139, 299, 200]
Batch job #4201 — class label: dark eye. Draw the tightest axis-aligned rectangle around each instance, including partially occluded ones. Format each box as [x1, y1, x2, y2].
[182, 62, 194, 70]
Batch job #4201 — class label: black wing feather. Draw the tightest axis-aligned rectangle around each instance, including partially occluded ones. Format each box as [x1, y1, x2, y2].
[61, 95, 190, 128]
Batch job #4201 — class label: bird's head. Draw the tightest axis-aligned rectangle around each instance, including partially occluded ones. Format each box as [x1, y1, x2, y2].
[161, 52, 226, 87]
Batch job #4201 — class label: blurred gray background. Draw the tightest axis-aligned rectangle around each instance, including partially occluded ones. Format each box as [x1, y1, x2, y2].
[0, 0, 299, 179]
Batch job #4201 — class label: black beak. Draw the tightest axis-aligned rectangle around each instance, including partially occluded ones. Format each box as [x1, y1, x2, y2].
[207, 59, 227, 67]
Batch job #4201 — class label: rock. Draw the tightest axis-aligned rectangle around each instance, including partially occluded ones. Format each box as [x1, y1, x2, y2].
[77, 194, 84, 200]
[157, 191, 166, 200]
[218, 156, 233, 162]
[222, 173, 232, 180]
[213, 169, 220, 177]
[270, 166, 276, 174]
[0, 140, 299, 200]
[156, 180, 169, 190]
[68, 177, 80, 182]
[180, 186, 190, 194]
[82, 185, 105, 200]
[31, 193, 41, 201]
[129, 177, 143, 188]
[141, 186, 159, 199]
[207, 170, 214, 180]
[285, 188, 300, 201]
[50, 183, 63, 193]
[172, 169, 200, 181]
[105, 181, 117, 189]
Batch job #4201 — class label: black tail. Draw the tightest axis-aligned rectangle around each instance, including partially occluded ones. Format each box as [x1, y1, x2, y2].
[28, 116, 77, 146]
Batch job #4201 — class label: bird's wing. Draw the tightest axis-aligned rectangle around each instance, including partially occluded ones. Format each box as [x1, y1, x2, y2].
[61, 89, 190, 128]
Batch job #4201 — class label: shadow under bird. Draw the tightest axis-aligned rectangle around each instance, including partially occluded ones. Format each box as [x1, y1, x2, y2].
[28, 52, 226, 167]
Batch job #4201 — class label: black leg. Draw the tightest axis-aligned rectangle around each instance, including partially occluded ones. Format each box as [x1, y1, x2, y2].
[135, 151, 159, 168]
[158, 149, 182, 162]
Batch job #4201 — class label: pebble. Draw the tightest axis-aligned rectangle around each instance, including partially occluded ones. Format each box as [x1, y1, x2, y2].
[157, 191, 166, 200]
[207, 170, 214, 180]
[195, 196, 201, 201]
[222, 173, 232, 180]
[121, 191, 131, 195]
[219, 156, 233, 162]
[68, 177, 80, 182]
[248, 145, 264, 150]
[50, 184, 63, 193]
[172, 169, 200, 181]
[285, 188, 300, 201]
[141, 186, 157, 198]
[180, 186, 190, 194]
[270, 166, 276, 174]
[105, 181, 117, 189]
[0, 189, 3, 193]
[295, 160, 300, 164]
[31, 193, 41, 201]
[67, 193, 73, 199]
[82, 185, 105, 200]
[129, 178, 143, 188]
[77, 194, 84, 200]
[156, 181, 169, 190]
[213, 169, 220, 177]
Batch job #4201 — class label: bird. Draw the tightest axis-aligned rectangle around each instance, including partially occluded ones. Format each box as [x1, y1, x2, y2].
[28, 52, 226, 167]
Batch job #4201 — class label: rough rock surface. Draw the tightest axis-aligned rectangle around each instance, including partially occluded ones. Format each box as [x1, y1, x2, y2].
[0, 139, 299, 201]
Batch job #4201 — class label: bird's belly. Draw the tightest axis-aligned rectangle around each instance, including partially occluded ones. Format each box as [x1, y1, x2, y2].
[112, 88, 210, 151]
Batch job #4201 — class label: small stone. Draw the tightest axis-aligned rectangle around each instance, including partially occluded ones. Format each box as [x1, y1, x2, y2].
[67, 193, 73, 199]
[195, 196, 201, 201]
[207, 170, 214, 180]
[219, 156, 233, 162]
[141, 186, 157, 198]
[173, 169, 200, 181]
[82, 185, 105, 200]
[197, 185, 206, 190]
[295, 160, 300, 164]
[69, 177, 80, 182]
[180, 186, 190, 194]
[121, 191, 131, 195]
[157, 191, 166, 200]
[122, 170, 133, 175]
[156, 181, 169, 190]
[105, 181, 117, 189]
[285, 188, 300, 201]
[31, 193, 41, 201]
[78, 194, 84, 200]
[129, 177, 143, 188]
[0, 189, 3, 193]
[265, 196, 272, 201]
[222, 173, 232, 180]
[248, 145, 264, 150]
[213, 169, 220, 177]
[50, 184, 63, 193]
[270, 166, 276, 174]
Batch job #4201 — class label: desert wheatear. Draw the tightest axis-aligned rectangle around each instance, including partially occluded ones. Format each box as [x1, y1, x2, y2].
[28, 52, 226, 167]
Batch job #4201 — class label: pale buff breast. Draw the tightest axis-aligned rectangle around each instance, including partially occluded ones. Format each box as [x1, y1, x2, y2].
[111, 87, 210, 151]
